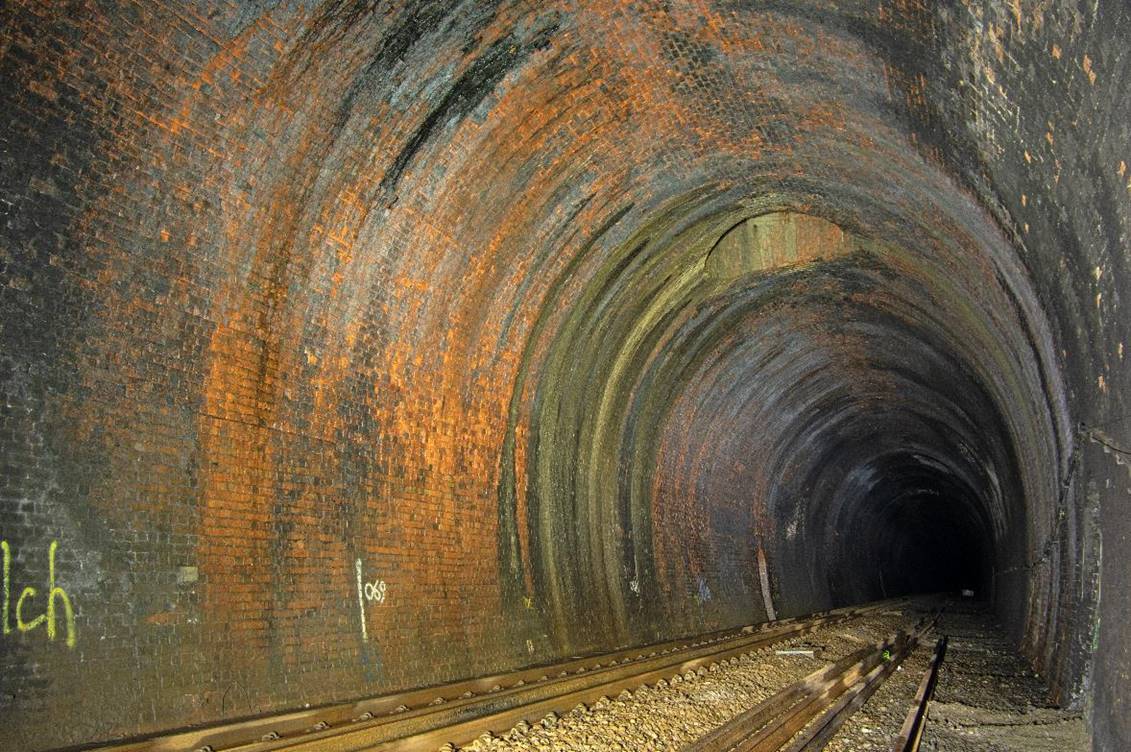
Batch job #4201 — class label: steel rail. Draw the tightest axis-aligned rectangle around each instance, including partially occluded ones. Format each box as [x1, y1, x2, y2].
[683, 613, 938, 752]
[891, 636, 948, 752]
[80, 600, 905, 752]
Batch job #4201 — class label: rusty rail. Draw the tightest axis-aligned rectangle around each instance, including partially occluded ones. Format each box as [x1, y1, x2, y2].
[683, 613, 938, 752]
[891, 635, 948, 752]
[81, 600, 905, 752]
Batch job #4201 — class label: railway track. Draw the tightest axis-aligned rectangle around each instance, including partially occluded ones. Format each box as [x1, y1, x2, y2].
[892, 636, 949, 752]
[89, 599, 906, 752]
[683, 612, 941, 752]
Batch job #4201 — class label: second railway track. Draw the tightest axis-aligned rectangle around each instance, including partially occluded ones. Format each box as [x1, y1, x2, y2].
[682, 612, 941, 752]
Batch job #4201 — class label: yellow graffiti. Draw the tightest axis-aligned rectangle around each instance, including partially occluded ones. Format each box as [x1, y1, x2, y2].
[1, 539, 76, 648]
[17, 586, 46, 631]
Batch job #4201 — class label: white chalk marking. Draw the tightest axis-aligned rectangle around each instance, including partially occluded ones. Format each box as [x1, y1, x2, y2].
[757, 545, 776, 621]
[355, 558, 368, 642]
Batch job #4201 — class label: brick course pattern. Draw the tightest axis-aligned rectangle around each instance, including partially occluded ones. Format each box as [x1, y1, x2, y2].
[0, 1, 1127, 750]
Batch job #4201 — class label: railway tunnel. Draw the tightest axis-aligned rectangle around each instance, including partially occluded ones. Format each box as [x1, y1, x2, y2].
[0, 1, 1128, 750]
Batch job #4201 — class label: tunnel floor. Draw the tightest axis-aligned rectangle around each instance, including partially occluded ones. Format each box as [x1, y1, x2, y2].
[448, 598, 1087, 752]
[918, 604, 1090, 752]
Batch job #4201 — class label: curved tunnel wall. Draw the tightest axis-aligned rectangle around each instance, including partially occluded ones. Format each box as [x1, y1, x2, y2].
[0, 1, 1127, 750]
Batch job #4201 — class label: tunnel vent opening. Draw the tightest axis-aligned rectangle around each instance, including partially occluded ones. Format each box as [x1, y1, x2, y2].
[705, 212, 857, 280]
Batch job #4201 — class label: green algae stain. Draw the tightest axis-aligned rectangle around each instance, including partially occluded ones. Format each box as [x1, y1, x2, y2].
[498, 187, 884, 650]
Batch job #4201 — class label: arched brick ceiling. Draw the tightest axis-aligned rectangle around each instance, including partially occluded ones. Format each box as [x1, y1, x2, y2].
[1, 1, 1127, 749]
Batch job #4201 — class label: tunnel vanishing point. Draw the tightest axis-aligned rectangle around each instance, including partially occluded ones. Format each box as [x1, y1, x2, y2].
[0, 1, 1129, 750]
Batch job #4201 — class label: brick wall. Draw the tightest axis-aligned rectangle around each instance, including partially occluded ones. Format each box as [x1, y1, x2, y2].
[1, 1, 1127, 750]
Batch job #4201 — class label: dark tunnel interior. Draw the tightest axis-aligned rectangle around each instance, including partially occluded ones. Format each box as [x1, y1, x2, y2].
[2, 1, 1128, 750]
[508, 202, 1049, 656]
[834, 456, 994, 599]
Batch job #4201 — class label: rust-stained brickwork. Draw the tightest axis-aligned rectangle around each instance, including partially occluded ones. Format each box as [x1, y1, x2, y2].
[0, 1, 1128, 750]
